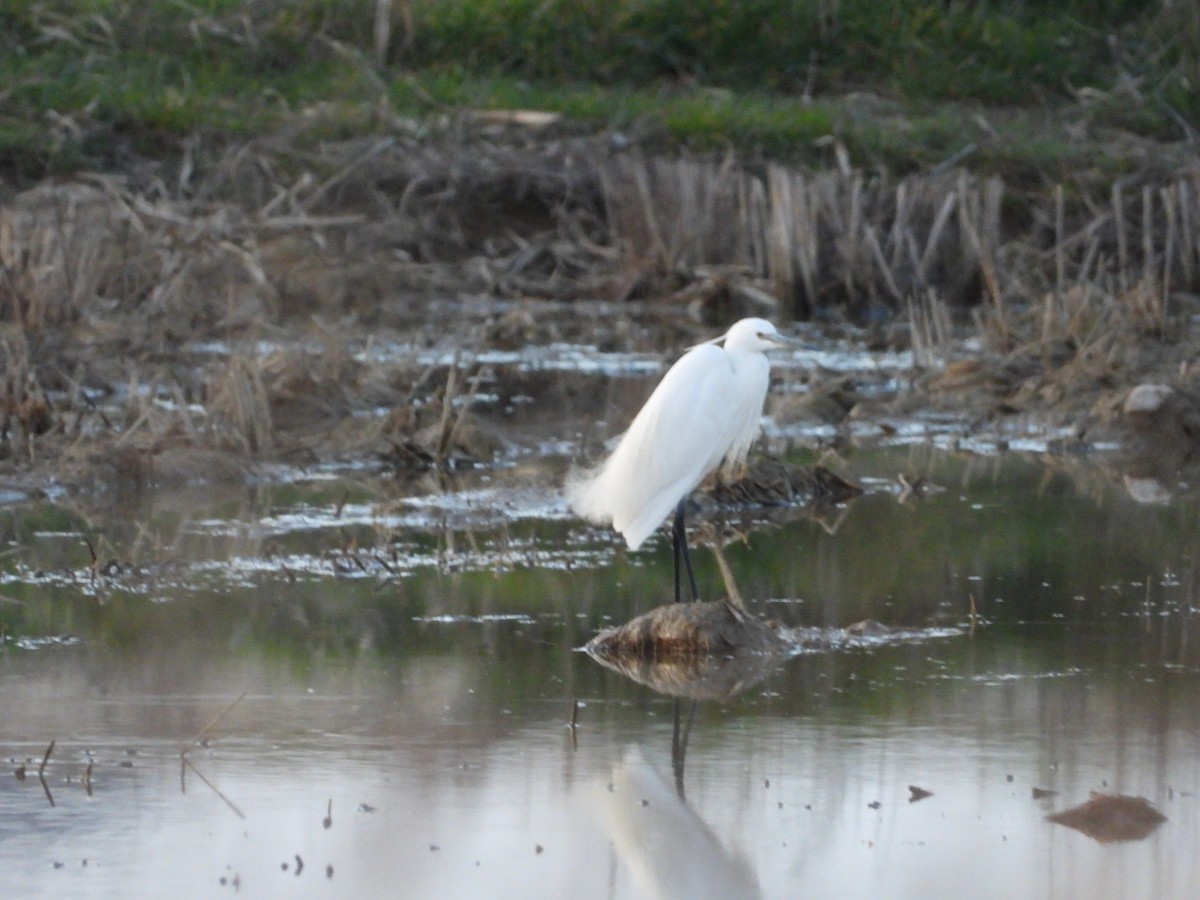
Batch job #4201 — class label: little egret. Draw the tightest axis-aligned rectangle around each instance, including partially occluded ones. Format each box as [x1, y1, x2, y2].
[567, 318, 794, 602]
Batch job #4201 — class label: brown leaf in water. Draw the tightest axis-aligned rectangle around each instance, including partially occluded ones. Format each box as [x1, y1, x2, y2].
[1047, 793, 1166, 843]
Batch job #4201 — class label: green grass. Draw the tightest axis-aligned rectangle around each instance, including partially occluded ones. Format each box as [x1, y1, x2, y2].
[0, 0, 1195, 182]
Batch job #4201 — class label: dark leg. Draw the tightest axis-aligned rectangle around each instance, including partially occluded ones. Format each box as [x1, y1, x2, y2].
[672, 499, 699, 603]
[671, 699, 698, 800]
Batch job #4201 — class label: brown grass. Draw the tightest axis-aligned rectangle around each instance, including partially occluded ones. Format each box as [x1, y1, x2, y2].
[0, 129, 1197, 485]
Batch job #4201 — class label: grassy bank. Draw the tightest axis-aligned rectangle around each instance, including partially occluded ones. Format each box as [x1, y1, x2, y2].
[1, 0, 1196, 183]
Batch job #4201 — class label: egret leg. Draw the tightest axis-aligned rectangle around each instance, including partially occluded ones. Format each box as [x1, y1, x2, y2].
[672, 499, 699, 603]
[671, 698, 698, 800]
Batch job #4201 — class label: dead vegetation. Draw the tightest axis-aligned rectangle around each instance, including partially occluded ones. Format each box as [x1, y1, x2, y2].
[0, 127, 1198, 489]
[586, 630, 788, 701]
[587, 600, 787, 660]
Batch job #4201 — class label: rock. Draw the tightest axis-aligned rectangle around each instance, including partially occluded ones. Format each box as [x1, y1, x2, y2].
[1123, 383, 1175, 415]
[1122, 475, 1173, 504]
[1121, 383, 1200, 443]
[1111, 382, 1200, 498]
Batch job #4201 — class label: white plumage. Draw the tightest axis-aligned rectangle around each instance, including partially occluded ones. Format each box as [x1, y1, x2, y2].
[567, 318, 790, 550]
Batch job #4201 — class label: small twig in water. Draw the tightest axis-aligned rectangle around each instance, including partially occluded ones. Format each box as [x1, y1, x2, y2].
[181, 692, 247, 757]
[182, 757, 246, 820]
[708, 538, 744, 612]
[84, 538, 98, 581]
[569, 698, 580, 751]
[38, 739, 54, 778]
[38, 740, 55, 807]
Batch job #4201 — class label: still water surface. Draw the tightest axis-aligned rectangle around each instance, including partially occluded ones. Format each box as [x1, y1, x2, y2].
[2, 447, 1199, 898]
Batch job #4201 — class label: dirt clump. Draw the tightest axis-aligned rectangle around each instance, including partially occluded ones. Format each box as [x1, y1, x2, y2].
[1048, 793, 1167, 843]
[587, 600, 787, 660]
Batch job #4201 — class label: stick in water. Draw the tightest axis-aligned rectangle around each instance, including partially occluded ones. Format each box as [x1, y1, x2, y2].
[181, 692, 247, 757]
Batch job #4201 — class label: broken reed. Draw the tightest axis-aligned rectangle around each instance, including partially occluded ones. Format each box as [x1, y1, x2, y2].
[4, 155, 1196, 339]
[601, 155, 1200, 326]
[0, 149, 1197, 458]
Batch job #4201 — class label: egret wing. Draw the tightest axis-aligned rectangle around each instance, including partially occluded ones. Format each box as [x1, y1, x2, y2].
[605, 345, 741, 548]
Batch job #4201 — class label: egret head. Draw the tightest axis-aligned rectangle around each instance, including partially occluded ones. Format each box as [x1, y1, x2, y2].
[720, 318, 795, 354]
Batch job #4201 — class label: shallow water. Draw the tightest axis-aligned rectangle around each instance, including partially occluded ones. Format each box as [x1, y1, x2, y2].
[2, 446, 1200, 898]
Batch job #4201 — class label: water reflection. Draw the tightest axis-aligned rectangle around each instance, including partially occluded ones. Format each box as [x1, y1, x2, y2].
[2, 447, 1200, 897]
[1047, 793, 1167, 843]
[586, 648, 784, 701]
[596, 747, 761, 900]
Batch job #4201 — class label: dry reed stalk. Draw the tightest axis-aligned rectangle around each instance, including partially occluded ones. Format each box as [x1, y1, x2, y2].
[1178, 180, 1194, 286]
[1113, 182, 1129, 290]
[765, 165, 799, 309]
[434, 359, 486, 465]
[1055, 184, 1066, 297]
[115, 374, 160, 447]
[435, 361, 459, 461]
[889, 181, 908, 273]
[908, 290, 953, 368]
[0, 185, 112, 329]
[919, 190, 958, 285]
[956, 172, 1005, 324]
[373, 0, 393, 65]
[1162, 184, 1177, 302]
[840, 175, 861, 300]
[1076, 231, 1103, 287]
[207, 352, 275, 454]
[1142, 185, 1157, 297]
[631, 159, 670, 266]
[741, 174, 769, 274]
[601, 158, 1023, 316]
[864, 225, 902, 302]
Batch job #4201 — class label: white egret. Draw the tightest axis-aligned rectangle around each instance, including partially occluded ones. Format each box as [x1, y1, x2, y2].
[567, 317, 794, 602]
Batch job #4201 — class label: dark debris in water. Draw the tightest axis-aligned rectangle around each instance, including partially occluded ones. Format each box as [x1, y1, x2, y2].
[586, 600, 960, 698]
[693, 460, 862, 511]
[1047, 793, 1167, 843]
[908, 785, 933, 803]
[586, 600, 786, 661]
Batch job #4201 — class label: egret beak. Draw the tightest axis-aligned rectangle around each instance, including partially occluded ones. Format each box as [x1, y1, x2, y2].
[767, 332, 800, 346]
[764, 331, 805, 350]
